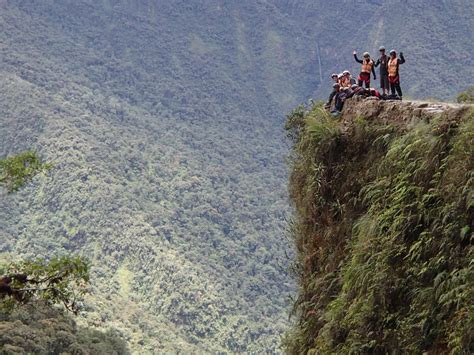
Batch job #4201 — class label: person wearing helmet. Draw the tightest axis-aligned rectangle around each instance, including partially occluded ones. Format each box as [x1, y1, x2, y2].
[375, 46, 390, 96]
[325, 75, 340, 109]
[387, 49, 406, 99]
[325, 82, 340, 109]
[325, 83, 345, 113]
[332, 83, 346, 114]
[337, 73, 344, 86]
[353, 50, 376, 88]
[341, 70, 356, 88]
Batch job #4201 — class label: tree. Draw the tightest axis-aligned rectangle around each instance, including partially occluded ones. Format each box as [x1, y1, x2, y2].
[0, 151, 52, 193]
[0, 151, 89, 314]
[0, 256, 89, 314]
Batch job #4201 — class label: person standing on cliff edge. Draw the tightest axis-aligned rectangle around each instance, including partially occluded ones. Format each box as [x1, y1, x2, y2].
[387, 49, 405, 99]
[375, 46, 390, 96]
[353, 51, 376, 88]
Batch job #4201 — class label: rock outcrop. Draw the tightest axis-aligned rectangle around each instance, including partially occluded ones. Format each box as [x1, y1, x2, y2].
[342, 96, 471, 126]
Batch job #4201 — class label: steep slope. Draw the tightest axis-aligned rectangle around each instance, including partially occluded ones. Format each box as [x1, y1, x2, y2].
[284, 98, 473, 353]
[0, 1, 303, 352]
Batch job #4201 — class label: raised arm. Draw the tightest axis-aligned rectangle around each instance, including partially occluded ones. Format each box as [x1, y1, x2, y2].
[399, 52, 406, 64]
[353, 51, 363, 64]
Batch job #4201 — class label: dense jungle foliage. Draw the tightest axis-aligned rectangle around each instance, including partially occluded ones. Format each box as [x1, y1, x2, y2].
[0, 0, 472, 352]
[0, 304, 128, 354]
[0, 257, 122, 354]
[0, 153, 126, 354]
[0, 1, 299, 351]
[0, 151, 51, 193]
[284, 103, 473, 353]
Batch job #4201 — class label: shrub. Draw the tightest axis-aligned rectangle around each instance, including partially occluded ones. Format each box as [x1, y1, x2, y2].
[457, 86, 474, 104]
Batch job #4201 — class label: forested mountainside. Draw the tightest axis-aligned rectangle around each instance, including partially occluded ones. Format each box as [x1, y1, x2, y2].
[284, 99, 473, 353]
[1, 304, 128, 354]
[0, 1, 302, 352]
[0, 0, 472, 353]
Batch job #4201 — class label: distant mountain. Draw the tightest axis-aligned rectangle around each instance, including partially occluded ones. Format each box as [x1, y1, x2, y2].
[0, 0, 472, 352]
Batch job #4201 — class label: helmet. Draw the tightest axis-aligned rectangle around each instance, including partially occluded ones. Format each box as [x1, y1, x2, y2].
[331, 73, 338, 78]
[333, 83, 340, 89]
[343, 70, 350, 76]
[390, 49, 396, 55]
[351, 84, 358, 90]
[379, 46, 386, 51]
[338, 73, 344, 79]
[363, 52, 370, 58]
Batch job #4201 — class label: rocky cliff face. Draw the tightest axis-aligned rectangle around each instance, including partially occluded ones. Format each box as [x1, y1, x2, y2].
[284, 98, 473, 353]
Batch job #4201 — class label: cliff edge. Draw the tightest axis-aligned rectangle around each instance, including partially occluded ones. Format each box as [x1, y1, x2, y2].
[284, 99, 473, 353]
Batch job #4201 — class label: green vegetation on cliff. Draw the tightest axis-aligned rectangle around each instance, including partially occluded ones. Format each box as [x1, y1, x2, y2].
[284, 102, 473, 353]
[457, 86, 474, 104]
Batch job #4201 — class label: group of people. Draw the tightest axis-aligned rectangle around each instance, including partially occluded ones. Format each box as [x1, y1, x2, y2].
[325, 47, 406, 114]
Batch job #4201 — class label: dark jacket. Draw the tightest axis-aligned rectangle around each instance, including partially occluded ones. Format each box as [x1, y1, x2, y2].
[375, 54, 389, 75]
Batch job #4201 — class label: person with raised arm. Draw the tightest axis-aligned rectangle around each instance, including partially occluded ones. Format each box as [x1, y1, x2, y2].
[353, 50, 376, 88]
[387, 49, 406, 99]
